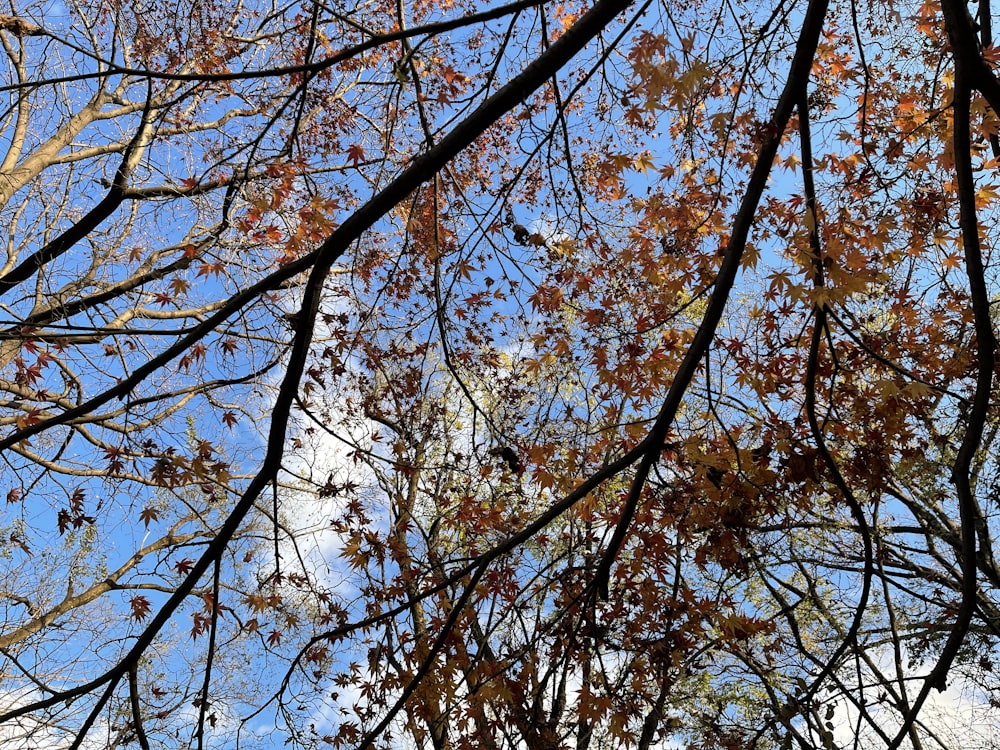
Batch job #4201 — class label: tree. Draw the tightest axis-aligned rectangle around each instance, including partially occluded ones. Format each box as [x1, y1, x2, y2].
[2, 0, 1000, 747]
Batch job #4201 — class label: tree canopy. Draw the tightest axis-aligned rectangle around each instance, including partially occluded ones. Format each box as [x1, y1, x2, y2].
[1, 0, 999, 747]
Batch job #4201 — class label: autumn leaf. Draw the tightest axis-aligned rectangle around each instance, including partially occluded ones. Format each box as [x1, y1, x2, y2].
[245, 594, 271, 613]
[129, 595, 152, 622]
[139, 507, 160, 527]
[196, 261, 225, 278]
[346, 144, 365, 166]
[169, 277, 190, 296]
[942, 252, 963, 270]
[634, 152, 656, 173]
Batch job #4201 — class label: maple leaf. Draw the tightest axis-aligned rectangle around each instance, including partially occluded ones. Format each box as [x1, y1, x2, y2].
[15, 409, 42, 429]
[191, 613, 209, 639]
[169, 277, 190, 296]
[104, 446, 125, 474]
[634, 153, 656, 173]
[129, 595, 152, 622]
[196, 261, 225, 278]
[346, 144, 365, 166]
[56, 509, 71, 535]
[941, 253, 963, 270]
[245, 594, 271, 613]
[139, 507, 160, 527]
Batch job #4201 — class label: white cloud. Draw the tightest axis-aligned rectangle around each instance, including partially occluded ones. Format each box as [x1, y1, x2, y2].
[822, 646, 1000, 750]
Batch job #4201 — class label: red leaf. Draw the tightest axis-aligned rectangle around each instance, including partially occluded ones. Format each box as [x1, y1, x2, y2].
[130, 595, 152, 622]
[346, 144, 365, 166]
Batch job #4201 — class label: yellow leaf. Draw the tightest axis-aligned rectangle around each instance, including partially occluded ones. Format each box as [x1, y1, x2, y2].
[904, 381, 935, 398]
[803, 208, 817, 233]
[634, 153, 656, 173]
